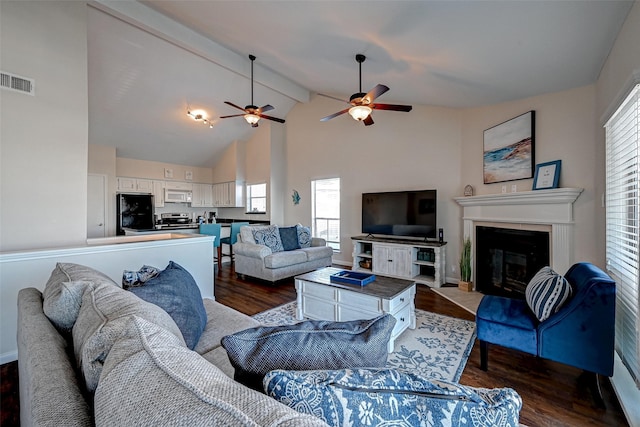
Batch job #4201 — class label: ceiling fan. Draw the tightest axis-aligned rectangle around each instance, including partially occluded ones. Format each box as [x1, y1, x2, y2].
[220, 54, 285, 127]
[320, 54, 412, 126]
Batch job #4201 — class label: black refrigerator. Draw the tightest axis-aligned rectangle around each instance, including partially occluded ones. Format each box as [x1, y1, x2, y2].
[116, 193, 155, 235]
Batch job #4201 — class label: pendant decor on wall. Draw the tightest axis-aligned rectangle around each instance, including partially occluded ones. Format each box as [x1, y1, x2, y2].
[292, 190, 300, 205]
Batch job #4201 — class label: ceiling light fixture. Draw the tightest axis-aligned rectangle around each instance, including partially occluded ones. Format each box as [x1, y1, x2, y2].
[187, 109, 213, 128]
[244, 113, 260, 125]
[348, 105, 372, 121]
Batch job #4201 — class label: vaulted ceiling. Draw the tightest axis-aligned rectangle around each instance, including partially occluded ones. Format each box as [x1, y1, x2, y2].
[88, 0, 633, 167]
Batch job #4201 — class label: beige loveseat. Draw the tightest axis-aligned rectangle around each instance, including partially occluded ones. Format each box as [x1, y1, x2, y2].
[234, 225, 333, 282]
[17, 262, 328, 426]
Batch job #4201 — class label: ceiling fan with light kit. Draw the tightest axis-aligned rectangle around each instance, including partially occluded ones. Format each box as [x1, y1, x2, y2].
[320, 54, 413, 126]
[220, 54, 285, 127]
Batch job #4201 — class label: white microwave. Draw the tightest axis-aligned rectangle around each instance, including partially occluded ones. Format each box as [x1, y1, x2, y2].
[165, 189, 192, 203]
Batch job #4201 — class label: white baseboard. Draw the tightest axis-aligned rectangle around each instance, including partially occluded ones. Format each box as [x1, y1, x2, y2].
[611, 353, 640, 427]
[332, 259, 352, 267]
[1, 351, 18, 365]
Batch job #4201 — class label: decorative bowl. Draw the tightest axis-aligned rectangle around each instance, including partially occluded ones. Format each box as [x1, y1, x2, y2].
[359, 259, 372, 269]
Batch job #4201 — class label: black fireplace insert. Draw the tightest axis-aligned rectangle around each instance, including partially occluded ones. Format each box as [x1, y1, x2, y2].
[475, 226, 550, 299]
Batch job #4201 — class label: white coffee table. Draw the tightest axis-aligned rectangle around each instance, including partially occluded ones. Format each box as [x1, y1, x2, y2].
[294, 267, 416, 352]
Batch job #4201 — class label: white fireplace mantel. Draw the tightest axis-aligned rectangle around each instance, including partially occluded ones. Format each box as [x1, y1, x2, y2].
[454, 187, 583, 280]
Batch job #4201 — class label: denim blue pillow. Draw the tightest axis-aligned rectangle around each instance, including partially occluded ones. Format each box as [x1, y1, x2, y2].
[222, 314, 395, 391]
[252, 225, 284, 253]
[279, 226, 301, 251]
[128, 261, 207, 349]
[296, 224, 311, 248]
[265, 368, 523, 427]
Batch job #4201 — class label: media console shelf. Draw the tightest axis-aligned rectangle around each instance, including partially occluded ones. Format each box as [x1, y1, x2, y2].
[351, 236, 446, 288]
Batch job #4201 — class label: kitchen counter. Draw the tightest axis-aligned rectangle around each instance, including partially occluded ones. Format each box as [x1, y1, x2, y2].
[124, 221, 268, 237]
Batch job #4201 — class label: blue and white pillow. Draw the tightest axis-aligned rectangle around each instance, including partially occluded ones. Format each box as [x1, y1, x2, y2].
[264, 368, 523, 427]
[296, 224, 311, 248]
[525, 266, 573, 322]
[122, 265, 160, 289]
[252, 225, 284, 253]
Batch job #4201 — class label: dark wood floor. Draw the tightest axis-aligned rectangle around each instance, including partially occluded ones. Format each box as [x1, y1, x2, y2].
[1, 265, 629, 427]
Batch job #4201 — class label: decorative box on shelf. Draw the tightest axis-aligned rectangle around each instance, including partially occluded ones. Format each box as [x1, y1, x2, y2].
[330, 270, 376, 286]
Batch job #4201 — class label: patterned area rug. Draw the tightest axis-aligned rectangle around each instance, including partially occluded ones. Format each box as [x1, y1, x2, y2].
[253, 302, 477, 383]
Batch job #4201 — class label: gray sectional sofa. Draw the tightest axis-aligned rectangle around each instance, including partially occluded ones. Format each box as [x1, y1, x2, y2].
[17, 263, 329, 426]
[234, 224, 333, 282]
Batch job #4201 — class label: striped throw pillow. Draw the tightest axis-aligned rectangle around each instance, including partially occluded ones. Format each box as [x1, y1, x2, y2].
[525, 267, 573, 322]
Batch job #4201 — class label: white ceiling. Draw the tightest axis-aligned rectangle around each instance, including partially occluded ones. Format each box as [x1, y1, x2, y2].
[88, 0, 633, 168]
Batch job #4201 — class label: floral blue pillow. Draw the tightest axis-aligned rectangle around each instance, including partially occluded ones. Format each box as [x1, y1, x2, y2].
[252, 225, 284, 253]
[122, 265, 160, 289]
[264, 368, 522, 427]
[296, 224, 311, 248]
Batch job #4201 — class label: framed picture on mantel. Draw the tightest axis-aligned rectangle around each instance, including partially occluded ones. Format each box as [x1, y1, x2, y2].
[483, 111, 535, 184]
[532, 160, 561, 190]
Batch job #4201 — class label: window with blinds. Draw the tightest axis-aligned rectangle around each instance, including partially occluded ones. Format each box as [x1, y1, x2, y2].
[605, 83, 640, 388]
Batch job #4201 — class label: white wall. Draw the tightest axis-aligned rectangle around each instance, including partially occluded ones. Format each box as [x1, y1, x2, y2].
[460, 85, 601, 266]
[284, 95, 462, 271]
[0, 1, 89, 252]
[117, 157, 214, 183]
[88, 144, 117, 236]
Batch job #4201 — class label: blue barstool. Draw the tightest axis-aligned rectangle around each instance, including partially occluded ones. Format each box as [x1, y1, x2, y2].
[219, 222, 249, 263]
[199, 223, 222, 266]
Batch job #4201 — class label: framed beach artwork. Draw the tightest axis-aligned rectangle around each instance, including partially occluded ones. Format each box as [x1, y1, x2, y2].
[483, 111, 535, 184]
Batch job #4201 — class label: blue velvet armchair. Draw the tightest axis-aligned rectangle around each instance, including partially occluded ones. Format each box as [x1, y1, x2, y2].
[476, 262, 615, 399]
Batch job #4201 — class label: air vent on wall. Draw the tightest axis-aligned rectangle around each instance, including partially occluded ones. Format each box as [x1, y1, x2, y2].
[1, 71, 35, 95]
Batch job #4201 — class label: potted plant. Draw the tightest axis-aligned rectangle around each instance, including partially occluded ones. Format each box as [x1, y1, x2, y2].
[459, 237, 473, 292]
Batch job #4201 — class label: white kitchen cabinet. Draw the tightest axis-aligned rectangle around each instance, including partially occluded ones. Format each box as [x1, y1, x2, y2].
[117, 177, 153, 193]
[152, 180, 165, 207]
[192, 183, 214, 208]
[165, 181, 193, 191]
[136, 179, 153, 192]
[212, 181, 244, 207]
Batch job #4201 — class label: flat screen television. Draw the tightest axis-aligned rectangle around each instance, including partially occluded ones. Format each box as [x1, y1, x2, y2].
[362, 190, 437, 239]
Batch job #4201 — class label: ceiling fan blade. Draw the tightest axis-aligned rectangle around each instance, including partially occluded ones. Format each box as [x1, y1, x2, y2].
[363, 115, 374, 126]
[320, 108, 350, 122]
[219, 114, 246, 119]
[363, 84, 389, 104]
[372, 103, 413, 112]
[259, 104, 274, 113]
[258, 113, 286, 124]
[318, 93, 350, 104]
[224, 101, 247, 112]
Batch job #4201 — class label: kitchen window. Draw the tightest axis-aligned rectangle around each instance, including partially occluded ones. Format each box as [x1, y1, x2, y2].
[247, 183, 267, 214]
[312, 177, 340, 251]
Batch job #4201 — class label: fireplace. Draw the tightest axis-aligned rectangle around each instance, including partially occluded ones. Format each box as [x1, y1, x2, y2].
[475, 226, 549, 298]
[454, 188, 583, 291]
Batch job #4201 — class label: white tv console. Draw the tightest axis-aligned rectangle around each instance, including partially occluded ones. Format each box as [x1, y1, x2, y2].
[351, 236, 446, 288]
